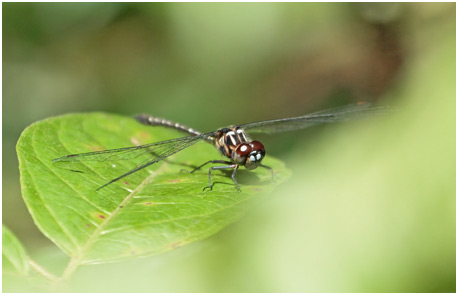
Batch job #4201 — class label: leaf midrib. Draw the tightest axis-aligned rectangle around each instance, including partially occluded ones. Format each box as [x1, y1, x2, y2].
[61, 159, 168, 277]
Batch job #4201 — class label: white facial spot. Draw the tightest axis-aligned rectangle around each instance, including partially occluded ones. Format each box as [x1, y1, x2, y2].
[256, 153, 262, 160]
[240, 145, 248, 152]
[237, 129, 243, 134]
[250, 155, 256, 162]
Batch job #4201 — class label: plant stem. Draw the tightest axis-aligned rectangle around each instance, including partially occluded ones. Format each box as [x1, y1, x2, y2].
[61, 255, 80, 281]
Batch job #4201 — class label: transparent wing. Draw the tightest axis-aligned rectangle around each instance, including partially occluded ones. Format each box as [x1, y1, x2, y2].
[53, 134, 209, 163]
[53, 133, 213, 190]
[240, 102, 391, 134]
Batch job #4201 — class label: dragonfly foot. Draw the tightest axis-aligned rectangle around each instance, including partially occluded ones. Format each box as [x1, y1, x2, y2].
[203, 185, 213, 192]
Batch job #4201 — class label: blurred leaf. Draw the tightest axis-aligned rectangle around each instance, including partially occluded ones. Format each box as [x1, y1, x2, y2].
[2, 227, 58, 292]
[2, 225, 30, 276]
[16, 113, 290, 264]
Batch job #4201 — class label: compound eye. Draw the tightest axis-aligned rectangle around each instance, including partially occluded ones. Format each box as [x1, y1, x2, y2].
[251, 140, 265, 152]
[236, 143, 252, 156]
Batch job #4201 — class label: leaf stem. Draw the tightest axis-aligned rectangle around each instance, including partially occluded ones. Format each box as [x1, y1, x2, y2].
[61, 254, 80, 281]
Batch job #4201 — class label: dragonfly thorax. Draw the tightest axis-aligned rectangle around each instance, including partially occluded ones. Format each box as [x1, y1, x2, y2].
[214, 126, 265, 169]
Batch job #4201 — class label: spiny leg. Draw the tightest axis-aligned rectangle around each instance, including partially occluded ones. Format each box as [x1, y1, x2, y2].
[181, 160, 232, 173]
[230, 164, 241, 191]
[203, 164, 240, 192]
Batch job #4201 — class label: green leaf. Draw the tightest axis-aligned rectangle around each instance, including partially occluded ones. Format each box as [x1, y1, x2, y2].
[17, 113, 290, 264]
[2, 225, 29, 276]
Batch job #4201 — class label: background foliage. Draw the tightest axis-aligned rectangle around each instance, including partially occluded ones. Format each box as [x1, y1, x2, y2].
[3, 2, 455, 292]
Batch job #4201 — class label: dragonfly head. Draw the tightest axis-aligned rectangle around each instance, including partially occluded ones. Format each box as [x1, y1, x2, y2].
[233, 140, 265, 170]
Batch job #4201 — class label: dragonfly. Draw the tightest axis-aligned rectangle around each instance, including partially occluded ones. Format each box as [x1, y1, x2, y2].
[53, 102, 389, 191]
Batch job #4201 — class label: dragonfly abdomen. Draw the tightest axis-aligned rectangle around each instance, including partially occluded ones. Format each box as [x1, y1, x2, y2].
[135, 114, 205, 138]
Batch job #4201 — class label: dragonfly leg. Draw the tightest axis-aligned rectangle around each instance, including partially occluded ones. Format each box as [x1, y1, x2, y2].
[203, 164, 240, 192]
[182, 160, 232, 174]
[259, 164, 277, 183]
[230, 165, 241, 191]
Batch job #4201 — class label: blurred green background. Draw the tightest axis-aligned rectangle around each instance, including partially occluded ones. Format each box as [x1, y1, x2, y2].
[3, 2, 455, 292]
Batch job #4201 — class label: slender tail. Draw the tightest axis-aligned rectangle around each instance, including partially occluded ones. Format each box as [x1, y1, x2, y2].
[134, 114, 202, 136]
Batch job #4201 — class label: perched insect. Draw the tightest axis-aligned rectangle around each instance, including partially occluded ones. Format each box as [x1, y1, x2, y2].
[53, 102, 389, 191]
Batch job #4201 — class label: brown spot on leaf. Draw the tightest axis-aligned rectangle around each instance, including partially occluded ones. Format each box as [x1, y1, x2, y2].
[144, 202, 155, 206]
[139, 131, 150, 139]
[122, 181, 130, 185]
[98, 214, 106, 220]
[167, 179, 182, 183]
[85, 224, 91, 228]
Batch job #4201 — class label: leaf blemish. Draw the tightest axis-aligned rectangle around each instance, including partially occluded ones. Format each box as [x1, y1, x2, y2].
[98, 214, 106, 220]
[144, 202, 155, 206]
[122, 181, 130, 185]
[87, 144, 105, 152]
[130, 137, 141, 146]
[167, 179, 182, 183]
[139, 131, 150, 139]
[85, 223, 91, 228]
